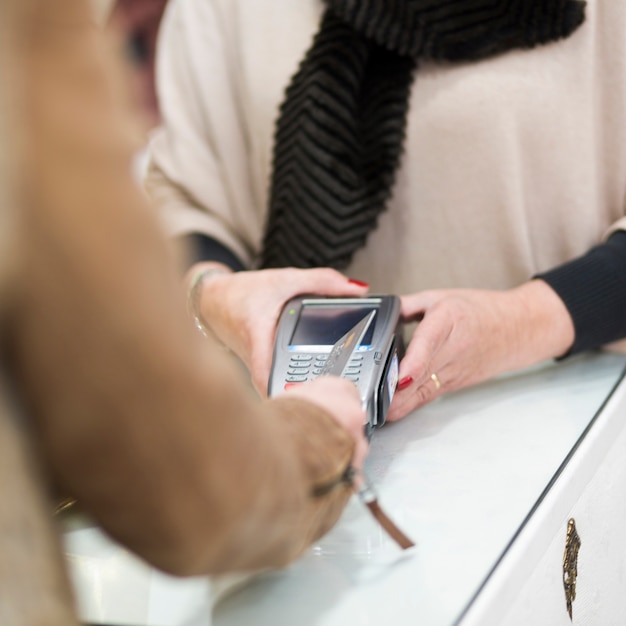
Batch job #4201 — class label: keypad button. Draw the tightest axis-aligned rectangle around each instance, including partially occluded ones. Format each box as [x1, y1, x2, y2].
[284, 382, 303, 390]
[288, 361, 311, 370]
[287, 369, 310, 376]
[285, 375, 308, 382]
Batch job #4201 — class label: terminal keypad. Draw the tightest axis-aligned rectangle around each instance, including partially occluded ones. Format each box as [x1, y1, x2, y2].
[284, 352, 363, 387]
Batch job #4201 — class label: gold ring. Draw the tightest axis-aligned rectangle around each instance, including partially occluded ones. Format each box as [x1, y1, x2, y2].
[430, 372, 441, 391]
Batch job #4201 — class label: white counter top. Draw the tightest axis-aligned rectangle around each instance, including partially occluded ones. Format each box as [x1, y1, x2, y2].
[62, 351, 626, 626]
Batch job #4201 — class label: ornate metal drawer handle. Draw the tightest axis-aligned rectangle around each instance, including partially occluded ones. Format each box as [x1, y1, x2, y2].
[563, 518, 581, 620]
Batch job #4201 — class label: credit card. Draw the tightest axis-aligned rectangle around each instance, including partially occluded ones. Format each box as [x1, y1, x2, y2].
[320, 310, 376, 378]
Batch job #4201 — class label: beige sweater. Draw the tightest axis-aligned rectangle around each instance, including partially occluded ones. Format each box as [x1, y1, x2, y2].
[147, 0, 626, 297]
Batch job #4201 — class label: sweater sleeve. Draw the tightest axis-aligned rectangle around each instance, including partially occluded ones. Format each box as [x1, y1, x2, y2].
[181, 233, 246, 272]
[536, 229, 626, 357]
[11, 0, 354, 577]
[144, 0, 259, 269]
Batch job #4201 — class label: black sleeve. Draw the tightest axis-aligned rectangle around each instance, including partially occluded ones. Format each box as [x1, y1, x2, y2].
[536, 229, 626, 357]
[180, 233, 246, 273]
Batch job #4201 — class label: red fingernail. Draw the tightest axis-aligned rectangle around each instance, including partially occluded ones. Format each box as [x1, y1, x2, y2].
[397, 376, 414, 391]
[348, 278, 369, 287]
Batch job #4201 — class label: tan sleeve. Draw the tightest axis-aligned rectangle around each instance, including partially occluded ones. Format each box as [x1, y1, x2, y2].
[9, 0, 353, 576]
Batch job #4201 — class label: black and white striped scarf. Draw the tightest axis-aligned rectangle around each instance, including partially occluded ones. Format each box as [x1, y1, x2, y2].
[260, 0, 585, 269]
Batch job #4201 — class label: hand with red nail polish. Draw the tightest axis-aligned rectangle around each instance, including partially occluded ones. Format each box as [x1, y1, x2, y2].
[191, 266, 370, 396]
[387, 281, 575, 421]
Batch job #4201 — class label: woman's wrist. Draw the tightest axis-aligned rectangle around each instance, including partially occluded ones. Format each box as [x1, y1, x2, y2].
[185, 262, 232, 339]
[512, 279, 575, 362]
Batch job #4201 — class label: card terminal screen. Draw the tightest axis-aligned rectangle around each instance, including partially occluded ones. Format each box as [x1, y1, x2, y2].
[289, 304, 377, 350]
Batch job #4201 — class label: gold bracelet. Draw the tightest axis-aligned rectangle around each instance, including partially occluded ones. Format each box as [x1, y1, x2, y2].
[186, 267, 229, 339]
[54, 496, 78, 516]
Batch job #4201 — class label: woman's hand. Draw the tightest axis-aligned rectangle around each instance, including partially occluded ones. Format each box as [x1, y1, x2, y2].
[188, 264, 369, 395]
[387, 280, 575, 421]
